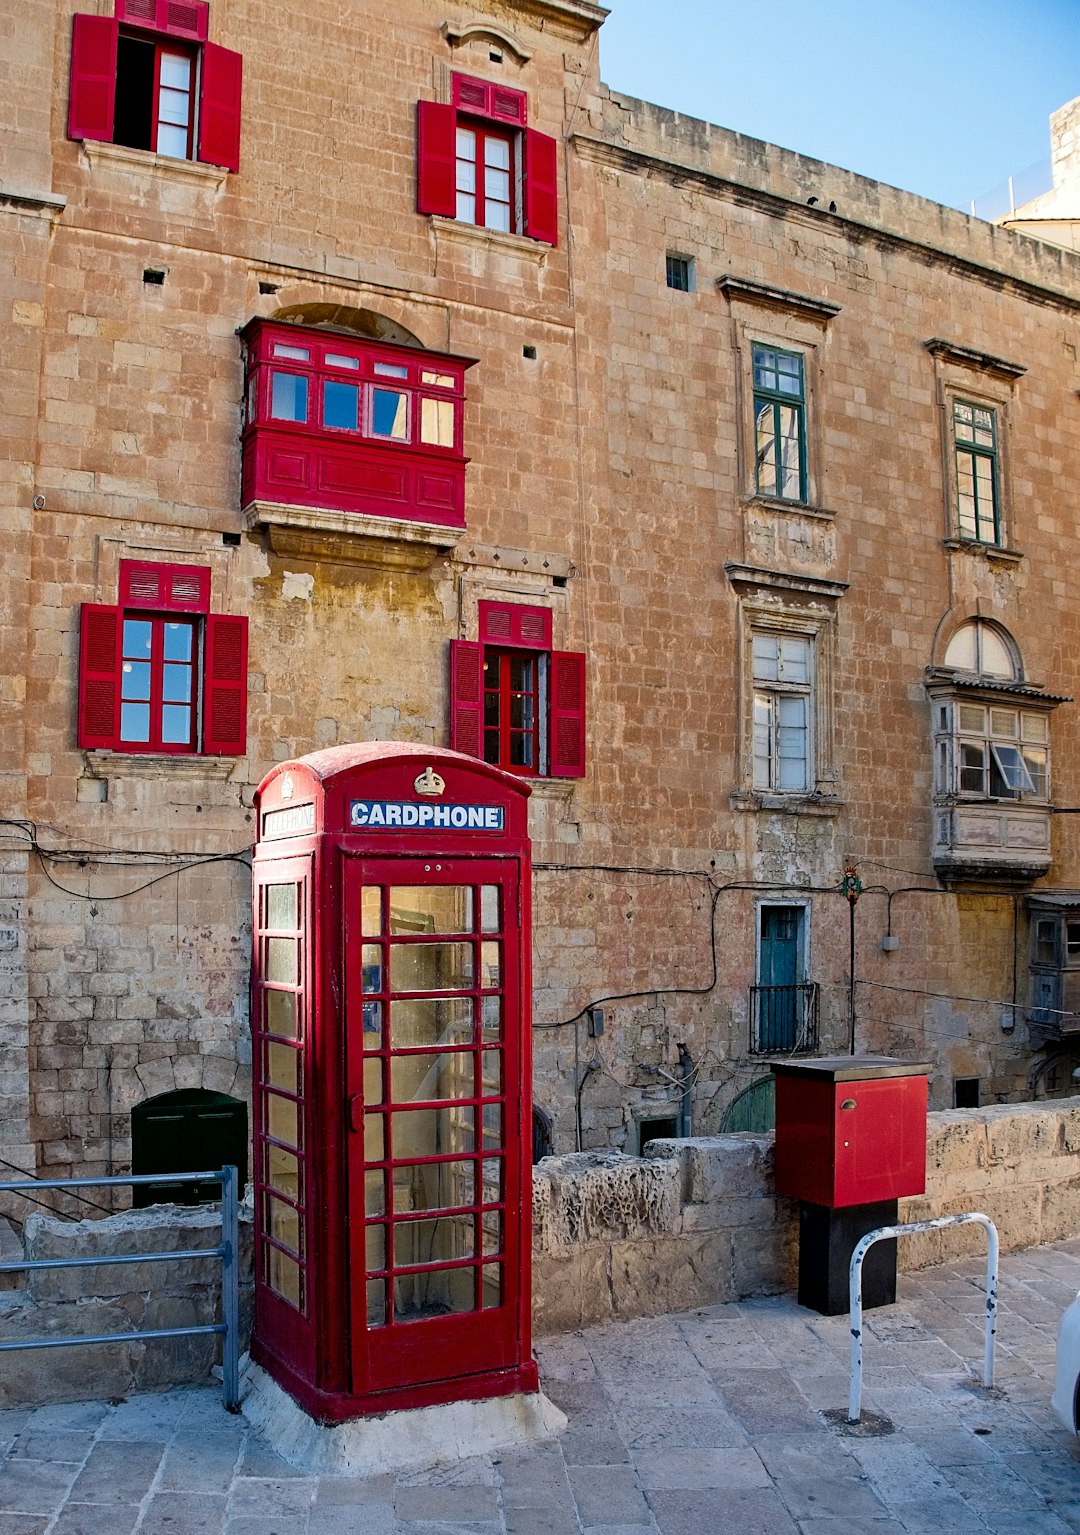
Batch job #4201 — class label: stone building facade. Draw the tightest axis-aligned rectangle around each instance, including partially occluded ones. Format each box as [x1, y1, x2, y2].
[3, 0, 1080, 1189]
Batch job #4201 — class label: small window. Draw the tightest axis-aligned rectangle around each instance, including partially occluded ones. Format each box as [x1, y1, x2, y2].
[666, 254, 694, 292]
[953, 1078, 981, 1109]
[944, 619, 1016, 679]
[752, 633, 812, 792]
[416, 73, 558, 245]
[78, 559, 248, 756]
[68, 2, 243, 173]
[953, 399, 1000, 545]
[449, 601, 586, 779]
[752, 344, 807, 502]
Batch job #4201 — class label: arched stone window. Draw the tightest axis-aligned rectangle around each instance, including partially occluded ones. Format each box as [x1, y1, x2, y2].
[942, 619, 1020, 681]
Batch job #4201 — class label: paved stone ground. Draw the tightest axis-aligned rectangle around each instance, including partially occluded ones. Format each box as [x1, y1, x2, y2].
[3, 1239, 1080, 1534]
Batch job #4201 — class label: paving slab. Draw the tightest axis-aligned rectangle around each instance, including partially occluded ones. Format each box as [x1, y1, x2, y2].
[2, 1240, 1080, 1531]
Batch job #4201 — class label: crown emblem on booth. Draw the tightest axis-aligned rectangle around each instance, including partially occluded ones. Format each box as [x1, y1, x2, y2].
[414, 766, 446, 797]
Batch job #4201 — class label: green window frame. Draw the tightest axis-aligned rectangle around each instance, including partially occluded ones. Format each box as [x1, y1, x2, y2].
[752, 344, 806, 503]
[953, 399, 1000, 545]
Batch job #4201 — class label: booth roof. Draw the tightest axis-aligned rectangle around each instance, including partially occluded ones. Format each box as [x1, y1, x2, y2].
[256, 742, 533, 795]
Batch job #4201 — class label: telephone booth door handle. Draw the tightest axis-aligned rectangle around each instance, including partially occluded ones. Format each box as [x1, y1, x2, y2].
[349, 1095, 364, 1132]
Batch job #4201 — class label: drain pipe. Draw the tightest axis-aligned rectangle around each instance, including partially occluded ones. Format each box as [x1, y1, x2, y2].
[678, 1044, 693, 1138]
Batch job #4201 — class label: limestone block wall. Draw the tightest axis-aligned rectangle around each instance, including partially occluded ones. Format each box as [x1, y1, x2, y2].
[531, 1139, 796, 1335]
[532, 1098, 1080, 1333]
[898, 1098, 1080, 1267]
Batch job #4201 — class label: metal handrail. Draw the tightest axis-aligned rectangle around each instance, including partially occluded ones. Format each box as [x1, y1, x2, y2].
[0, 1167, 240, 1411]
[848, 1211, 998, 1424]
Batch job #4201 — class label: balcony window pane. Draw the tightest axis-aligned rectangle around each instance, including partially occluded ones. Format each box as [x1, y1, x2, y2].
[271, 372, 308, 422]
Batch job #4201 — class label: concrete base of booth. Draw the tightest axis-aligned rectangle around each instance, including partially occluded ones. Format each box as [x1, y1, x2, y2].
[240, 1359, 568, 1476]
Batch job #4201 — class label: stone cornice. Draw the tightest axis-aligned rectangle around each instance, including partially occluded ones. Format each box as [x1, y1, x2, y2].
[0, 185, 67, 220]
[717, 275, 840, 323]
[462, 0, 608, 41]
[570, 133, 1080, 316]
[924, 338, 1027, 380]
[725, 562, 848, 602]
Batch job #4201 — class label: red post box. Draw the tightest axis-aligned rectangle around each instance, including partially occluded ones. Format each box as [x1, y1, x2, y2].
[772, 1056, 930, 1315]
[772, 1055, 930, 1208]
[250, 744, 537, 1421]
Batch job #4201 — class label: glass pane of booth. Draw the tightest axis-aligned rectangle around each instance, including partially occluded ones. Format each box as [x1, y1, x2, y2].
[390, 1051, 474, 1103]
[390, 943, 473, 993]
[389, 997, 472, 1049]
[265, 989, 298, 1040]
[394, 1264, 475, 1322]
[265, 937, 297, 985]
[265, 883, 297, 930]
[389, 887, 473, 934]
[392, 1159, 473, 1212]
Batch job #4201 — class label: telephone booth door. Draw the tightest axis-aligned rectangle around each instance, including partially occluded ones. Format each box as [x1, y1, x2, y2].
[345, 855, 523, 1394]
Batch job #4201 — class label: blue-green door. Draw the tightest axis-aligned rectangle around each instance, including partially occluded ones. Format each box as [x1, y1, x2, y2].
[758, 906, 804, 1050]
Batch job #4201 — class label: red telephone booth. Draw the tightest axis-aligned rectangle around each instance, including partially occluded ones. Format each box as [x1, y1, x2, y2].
[250, 744, 538, 1421]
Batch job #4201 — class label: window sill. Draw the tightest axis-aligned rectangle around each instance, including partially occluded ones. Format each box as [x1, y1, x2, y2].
[730, 789, 843, 816]
[81, 139, 228, 190]
[741, 494, 836, 521]
[81, 751, 243, 781]
[430, 216, 552, 258]
[943, 538, 1023, 565]
[243, 500, 461, 571]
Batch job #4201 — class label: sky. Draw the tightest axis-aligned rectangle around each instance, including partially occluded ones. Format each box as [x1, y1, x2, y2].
[596, 0, 1080, 216]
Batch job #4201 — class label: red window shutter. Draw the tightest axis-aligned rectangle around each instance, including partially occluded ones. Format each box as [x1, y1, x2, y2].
[68, 14, 118, 144]
[164, 0, 209, 40]
[479, 600, 552, 651]
[119, 560, 210, 612]
[78, 604, 122, 749]
[490, 86, 526, 127]
[549, 650, 585, 778]
[198, 42, 242, 172]
[203, 614, 248, 755]
[417, 100, 457, 217]
[115, 0, 208, 41]
[449, 640, 483, 759]
[452, 74, 492, 116]
[452, 73, 526, 127]
[524, 128, 558, 246]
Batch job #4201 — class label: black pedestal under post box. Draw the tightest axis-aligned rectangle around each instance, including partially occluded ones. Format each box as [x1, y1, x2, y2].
[798, 1199, 898, 1316]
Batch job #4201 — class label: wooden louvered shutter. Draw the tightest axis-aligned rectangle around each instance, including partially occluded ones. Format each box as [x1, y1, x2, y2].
[78, 605, 122, 749]
[452, 74, 526, 127]
[202, 615, 248, 755]
[417, 101, 457, 217]
[67, 15, 118, 144]
[549, 650, 585, 778]
[449, 640, 483, 760]
[478, 600, 552, 651]
[119, 560, 210, 612]
[114, 0, 209, 40]
[198, 41, 242, 172]
[524, 129, 558, 246]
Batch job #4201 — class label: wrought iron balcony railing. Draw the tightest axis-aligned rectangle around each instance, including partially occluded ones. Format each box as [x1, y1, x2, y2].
[750, 982, 819, 1055]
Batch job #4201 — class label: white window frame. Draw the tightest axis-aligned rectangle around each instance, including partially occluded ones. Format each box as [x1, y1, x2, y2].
[752, 632, 812, 792]
[933, 697, 1050, 803]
